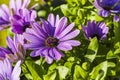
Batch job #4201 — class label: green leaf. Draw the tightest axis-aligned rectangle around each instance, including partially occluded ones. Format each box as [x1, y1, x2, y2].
[107, 62, 116, 68]
[106, 50, 116, 59]
[73, 65, 88, 80]
[56, 66, 69, 79]
[85, 37, 99, 63]
[90, 61, 107, 80]
[60, 4, 68, 16]
[114, 22, 120, 42]
[80, 0, 87, 5]
[44, 70, 57, 80]
[25, 60, 44, 80]
[21, 64, 33, 80]
[38, 10, 47, 17]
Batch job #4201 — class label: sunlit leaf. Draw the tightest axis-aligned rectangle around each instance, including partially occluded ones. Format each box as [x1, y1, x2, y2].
[85, 37, 99, 63]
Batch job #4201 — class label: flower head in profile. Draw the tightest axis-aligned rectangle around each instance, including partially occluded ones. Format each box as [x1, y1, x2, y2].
[11, 8, 37, 34]
[82, 21, 109, 41]
[0, 34, 26, 63]
[94, 0, 120, 22]
[24, 13, 80, 64]
[0, 58, 21, 80]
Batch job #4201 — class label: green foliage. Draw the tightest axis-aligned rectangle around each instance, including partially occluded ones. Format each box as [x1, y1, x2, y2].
[73, 65, 87, 80]
[89, 61, 107, 80]
[25, 59, 45, 80]
[85, 37, 99, 63]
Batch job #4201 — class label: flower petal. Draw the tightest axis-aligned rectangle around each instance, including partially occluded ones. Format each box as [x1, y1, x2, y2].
[60, 30, 80, 41]
[57, 23, 75, 39]
[11, 60, 21, 80]
[57, 42, 72, 51]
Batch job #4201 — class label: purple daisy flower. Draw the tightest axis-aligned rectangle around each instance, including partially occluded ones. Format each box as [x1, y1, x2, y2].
[82, 21, 109, 41]
[0, 0, 32, 31]
[11, 8, 37, 34]
[0, 34, 26, 63]
[23, 13, 80, 64]
[94, 0, 120, 22]
[0, 58, 21, 80]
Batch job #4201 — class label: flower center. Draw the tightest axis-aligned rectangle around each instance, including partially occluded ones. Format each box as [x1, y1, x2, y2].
[22, 22, 31, 32]
[102, 6, 112, 10]
[45, 37, 58, 47]
[91, 34, 100, 40]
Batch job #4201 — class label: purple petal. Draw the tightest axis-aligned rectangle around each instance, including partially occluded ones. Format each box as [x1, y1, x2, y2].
[53, 48, 64, 60]
[59, 30, 80, 41]
[6, 36, 17, 52]
[0, 4, 10, 20]
[57, 42, 72, 51]
[43, 49, 53, 64]
[22, 0, 30, 8]
[3, 58, 12, 76]
[31, 22, 47, 38]
[63, 40, 81, 46]
[98, 9, 110, 17]
[46, 56, 53, 64]
[47, 13, 55, 27]
[11, 60, 21, 80]
[16, 0, 22, 11]
[23, 33, 44, 43]
[30, 50, 39, 57]
[24, 43, 44, 50]
[30, 10, 37, 21]
[57, 23, 75, 39]
[10, 0, 16, 13]
[54, 17, 67, 36]
[114, 15, 119, 22]
[94, 0, 103, 10]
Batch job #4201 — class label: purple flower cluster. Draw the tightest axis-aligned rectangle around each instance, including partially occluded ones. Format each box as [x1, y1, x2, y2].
[94, 0, 120, 22]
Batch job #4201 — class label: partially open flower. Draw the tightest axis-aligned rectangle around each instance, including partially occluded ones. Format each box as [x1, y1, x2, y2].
[82, 21, 109, 41]
[0, 34, 26, 63]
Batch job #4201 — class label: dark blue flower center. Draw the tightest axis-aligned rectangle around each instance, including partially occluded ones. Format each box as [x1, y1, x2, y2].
[91, 34, 100, 40]
[45, 37, 58, 47]
[22, 22, 31, 32]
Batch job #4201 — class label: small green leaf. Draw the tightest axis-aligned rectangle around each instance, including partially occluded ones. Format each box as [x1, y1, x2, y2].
[106, 50, 116, 59]
[38, 10, 47, 17]
[85, 37, 99, 63]
[56, 66, 69, 79]
[90, 61, 107, 80]
[44, 70, 57, 80]
[80, 0, 87, 5]
[73, 65, 88, 80]
[60, 4, 68, 16]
